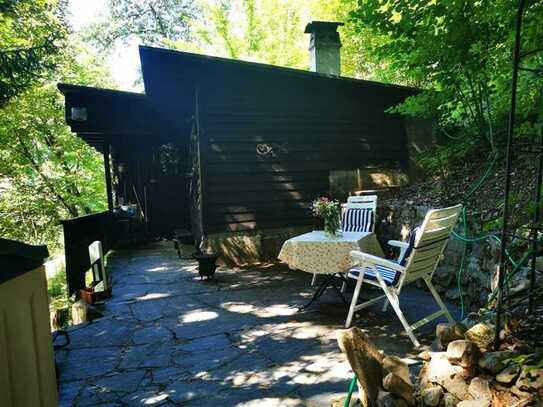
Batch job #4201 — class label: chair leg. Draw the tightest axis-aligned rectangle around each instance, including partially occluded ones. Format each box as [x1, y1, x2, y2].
[381, 298, 389, 312]
[345, 273, 364, 328]
[341, 281, 346, 293]
[424, 276, 454, 324]
[311, 273, 317, 286]
[379, 283, 420, 347]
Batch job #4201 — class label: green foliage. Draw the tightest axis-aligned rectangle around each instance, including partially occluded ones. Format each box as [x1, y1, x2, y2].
[0, 0, 68, 106]
[87, 0, 200, 49]
[0, 44, 110, 252]
[347, 0, 543, 168]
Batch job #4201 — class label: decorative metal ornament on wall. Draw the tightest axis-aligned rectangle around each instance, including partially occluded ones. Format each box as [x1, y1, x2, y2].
[256, 143, 288, 159]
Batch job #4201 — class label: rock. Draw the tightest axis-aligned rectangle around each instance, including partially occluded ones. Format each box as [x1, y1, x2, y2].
[457, 401, 490, 407]
[478, 351, 516, 374]
[331, 396, 358, 407]
[421, 386, 443, 406]
[337, 328, 383, 407]
[382, 355, 411, 385]
[468, 377, 491, 400]
[418, 351, 432, 361]
[442, 375, 470, 401]
[72, 300, 103, 324]
[516, 366, 543, 391]
[446, 340, 479, 368]
[376, 390, 409, 407]
[445, 287, 461, 300]
[421, 352, 463, 387]
[436, 323, 465, 348]
[510, 384, 533, 399]
[434, 265, 455, 287]
[461, 313, 479, 330]
[464, 323, 495, 351]
[382, 372, 415, 406]
[442, 393, 460, 407]
[496, 364, 520, 385]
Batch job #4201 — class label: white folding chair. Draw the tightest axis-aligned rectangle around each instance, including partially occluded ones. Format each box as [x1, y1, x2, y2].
[89, 241, 109, 290]
[311, 195, 378, 287]
[344, 204, 462, 347]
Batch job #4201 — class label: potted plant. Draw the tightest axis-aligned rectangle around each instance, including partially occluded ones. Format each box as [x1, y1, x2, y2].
[313, 196, 341, 237]
[192, 238, 219, 280]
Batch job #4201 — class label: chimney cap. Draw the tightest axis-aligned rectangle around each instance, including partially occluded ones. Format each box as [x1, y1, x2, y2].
[304, 21, 344, 34]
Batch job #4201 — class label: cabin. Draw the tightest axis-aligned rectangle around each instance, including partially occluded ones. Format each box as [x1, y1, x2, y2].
[59, 22, 428, 266]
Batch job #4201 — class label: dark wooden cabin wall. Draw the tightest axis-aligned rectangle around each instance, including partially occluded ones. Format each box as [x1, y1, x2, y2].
[198, 68, 410, 234]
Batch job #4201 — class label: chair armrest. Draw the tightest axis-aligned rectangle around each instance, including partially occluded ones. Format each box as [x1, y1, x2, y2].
[349, 250, 406, 273]
[387, 240, 409, 262]
[387, 240, 408, 249]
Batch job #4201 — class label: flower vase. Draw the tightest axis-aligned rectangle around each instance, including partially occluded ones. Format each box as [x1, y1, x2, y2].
[324, 216, 340, 237]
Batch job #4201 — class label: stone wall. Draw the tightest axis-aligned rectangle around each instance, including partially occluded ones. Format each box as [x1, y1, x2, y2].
[376, 202, 501, 310]
[205, 225, 314, 265]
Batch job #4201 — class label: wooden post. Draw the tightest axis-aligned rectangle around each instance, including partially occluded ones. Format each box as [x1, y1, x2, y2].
[103, 141, 114, 211]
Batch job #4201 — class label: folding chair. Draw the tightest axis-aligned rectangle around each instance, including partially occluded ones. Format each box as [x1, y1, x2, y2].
[89, 241, 110, 290]
[311, 195, 378, 286]
[344, 204, 462, 347]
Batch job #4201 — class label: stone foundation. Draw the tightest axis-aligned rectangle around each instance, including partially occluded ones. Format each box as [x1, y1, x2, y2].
[205, 226, 313, 265]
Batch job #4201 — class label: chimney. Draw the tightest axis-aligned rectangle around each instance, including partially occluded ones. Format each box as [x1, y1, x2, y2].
[304, 21, 344, 76]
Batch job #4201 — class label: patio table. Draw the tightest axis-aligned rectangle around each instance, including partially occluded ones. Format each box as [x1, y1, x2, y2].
[278, 231, 384, 310]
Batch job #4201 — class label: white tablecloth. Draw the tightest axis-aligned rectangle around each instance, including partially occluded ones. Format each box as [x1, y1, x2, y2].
[278, 231, 384, 274]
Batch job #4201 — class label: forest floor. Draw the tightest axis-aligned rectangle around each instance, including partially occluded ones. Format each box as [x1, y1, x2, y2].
[383, 152, 538, 228]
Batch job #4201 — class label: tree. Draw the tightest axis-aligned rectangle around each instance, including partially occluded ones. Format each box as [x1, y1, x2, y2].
[87, 0, 200, 50]
[346, 0, 543, 164]
[0, 0, 68, 106]
[0, 44, 111, 251]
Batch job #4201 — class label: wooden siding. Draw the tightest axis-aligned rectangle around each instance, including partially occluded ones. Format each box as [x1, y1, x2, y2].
[198, 68, 410, 234]
[138, 46, 415, 236]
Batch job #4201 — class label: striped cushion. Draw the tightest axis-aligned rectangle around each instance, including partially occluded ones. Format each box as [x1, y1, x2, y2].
[342, 208, 374, 232]
[398, 226, 419, 266]
[348, 262, 400, 286]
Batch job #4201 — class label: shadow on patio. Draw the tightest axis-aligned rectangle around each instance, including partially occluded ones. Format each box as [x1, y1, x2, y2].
[56, 241, 459, 406]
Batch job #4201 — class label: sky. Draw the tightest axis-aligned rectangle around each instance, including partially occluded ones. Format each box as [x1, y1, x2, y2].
[68, 0, 142, 91]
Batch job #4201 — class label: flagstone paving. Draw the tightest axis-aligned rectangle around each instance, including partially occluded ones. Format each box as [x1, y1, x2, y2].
[56, 241, 460, 406]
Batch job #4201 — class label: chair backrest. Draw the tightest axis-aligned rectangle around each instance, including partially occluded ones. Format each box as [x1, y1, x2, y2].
[347, 195, 377, 212]
[89, 240, 108, 289]
[342, 195, 377, 233]
[402, 204, 462, 283]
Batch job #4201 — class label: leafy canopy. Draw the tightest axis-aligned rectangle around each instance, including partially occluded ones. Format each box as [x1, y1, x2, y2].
[0, 42, 111, 251]
[347, 0, 543, 167]
[0, 0, 68, 106]
[87, 0, 200, 49]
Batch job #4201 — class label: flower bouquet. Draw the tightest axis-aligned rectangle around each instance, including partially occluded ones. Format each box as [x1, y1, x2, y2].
[312, 196, 341, 237]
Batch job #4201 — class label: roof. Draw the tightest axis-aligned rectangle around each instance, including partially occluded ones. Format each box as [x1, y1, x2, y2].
[57, 83, 145, 99]
[139, 45, 419, 94]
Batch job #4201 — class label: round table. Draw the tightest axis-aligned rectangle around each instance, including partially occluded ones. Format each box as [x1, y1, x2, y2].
[278, 231, 384, 310]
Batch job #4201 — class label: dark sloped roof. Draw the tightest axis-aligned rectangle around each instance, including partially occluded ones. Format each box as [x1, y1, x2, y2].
[139, 45, 418, 94]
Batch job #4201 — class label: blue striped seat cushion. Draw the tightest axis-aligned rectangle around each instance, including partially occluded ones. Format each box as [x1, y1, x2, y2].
[348, 262, 401, 286]
[341, 208, 374, 232]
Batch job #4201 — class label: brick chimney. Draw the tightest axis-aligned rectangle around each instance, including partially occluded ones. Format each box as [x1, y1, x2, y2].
[304, 21, 344, 76]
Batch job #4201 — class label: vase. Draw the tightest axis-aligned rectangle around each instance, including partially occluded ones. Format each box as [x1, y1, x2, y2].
[324, 216, 340, 237]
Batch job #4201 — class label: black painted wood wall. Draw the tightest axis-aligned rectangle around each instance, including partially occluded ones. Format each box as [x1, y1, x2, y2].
[196, 67, 411, 235]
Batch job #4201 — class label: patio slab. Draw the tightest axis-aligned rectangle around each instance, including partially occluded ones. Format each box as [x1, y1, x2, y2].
[56, 241, 460, 406]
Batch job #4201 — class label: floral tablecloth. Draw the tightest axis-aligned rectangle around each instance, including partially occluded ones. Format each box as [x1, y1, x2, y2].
[278, 231, 384, 274]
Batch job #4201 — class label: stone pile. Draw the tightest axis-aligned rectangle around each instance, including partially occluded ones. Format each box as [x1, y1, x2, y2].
[418, 322, 542, 406]
[336, 328, 416, 407]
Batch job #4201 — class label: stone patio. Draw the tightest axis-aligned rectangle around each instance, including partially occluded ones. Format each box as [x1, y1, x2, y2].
[56, 241, 460, 406]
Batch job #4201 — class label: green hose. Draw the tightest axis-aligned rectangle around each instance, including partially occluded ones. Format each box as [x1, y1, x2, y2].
[454, 153, 499, 319]
[451, 151, 535, 318]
